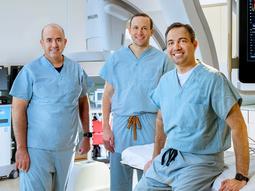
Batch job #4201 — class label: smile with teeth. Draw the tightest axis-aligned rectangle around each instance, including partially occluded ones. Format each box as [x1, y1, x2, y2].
[50, 49, 59, 53]
[137, 38, 144, 41]
[173, 52, 183, 57]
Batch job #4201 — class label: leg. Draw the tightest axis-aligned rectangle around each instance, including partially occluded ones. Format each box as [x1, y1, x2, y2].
[19, 148, 54, 191]
[136, 169, 143, 181]
[169, 152, 224, 191]
[110, 152, 133, 191]
[53, 149, 75, 191]
[134, 174, 172, 191]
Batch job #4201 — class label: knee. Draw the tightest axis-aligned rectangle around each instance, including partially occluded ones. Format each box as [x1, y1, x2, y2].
[134, 176, 146, 191]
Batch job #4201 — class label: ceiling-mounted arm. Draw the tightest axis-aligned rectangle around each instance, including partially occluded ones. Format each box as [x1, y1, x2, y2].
[85, 0, 166, 52]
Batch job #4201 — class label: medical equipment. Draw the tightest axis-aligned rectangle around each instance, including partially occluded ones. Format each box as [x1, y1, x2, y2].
[91, 118, 109, 162]
[0, 104, 18, 179]
[0, 66, 8, 91]
[239, 0, 255, 83]
[9, 65, 23, 89]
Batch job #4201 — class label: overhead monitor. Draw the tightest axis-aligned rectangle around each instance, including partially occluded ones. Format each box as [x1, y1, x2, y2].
[239, 0, 255, 82]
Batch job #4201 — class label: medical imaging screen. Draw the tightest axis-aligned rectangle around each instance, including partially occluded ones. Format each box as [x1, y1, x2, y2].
[247, 0, 255, 61]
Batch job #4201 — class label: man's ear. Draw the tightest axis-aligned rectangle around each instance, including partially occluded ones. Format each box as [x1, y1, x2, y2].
[128, 26, 131, 34]
[193, 39, 198, 49]
[151, 28, 154, 36]
[40, 39, 43, 47]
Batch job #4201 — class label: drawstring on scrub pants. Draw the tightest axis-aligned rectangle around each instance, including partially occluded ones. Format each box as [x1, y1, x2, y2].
[127, 116, 142, 140]
[161, 148, 178, 166]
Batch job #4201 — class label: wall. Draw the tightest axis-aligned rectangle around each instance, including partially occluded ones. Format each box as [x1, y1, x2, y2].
[0, 0, 86, 66]
[202, 2, 238, 77]
[0, 1, 233, 77]
[202, 3, 227, 76]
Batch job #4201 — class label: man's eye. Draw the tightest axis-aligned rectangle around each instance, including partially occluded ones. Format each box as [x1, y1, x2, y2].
[168, 42, 173, 46]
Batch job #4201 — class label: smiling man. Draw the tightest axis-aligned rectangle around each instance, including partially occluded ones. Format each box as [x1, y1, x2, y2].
[10, 23, 91, 191]
[135, 22, 250, 191]
[100, 13, 174, 191]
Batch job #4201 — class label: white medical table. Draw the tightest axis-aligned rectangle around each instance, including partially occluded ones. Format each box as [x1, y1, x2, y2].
[121, 144, 255, 191]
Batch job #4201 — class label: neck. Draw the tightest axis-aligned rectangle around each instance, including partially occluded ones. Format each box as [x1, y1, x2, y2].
[45, 55, 64, 67]
[129, 43, 150, 58]
[177, 60, 197, 74]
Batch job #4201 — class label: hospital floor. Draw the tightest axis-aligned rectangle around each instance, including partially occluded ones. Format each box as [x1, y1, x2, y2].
[0, 178, 19, 191]
[0, 166, 139, 191]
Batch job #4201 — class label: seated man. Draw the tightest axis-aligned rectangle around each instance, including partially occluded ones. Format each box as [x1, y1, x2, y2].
[135, 22, 250, 191]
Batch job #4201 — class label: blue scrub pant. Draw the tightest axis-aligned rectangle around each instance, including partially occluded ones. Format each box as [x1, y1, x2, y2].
[110, 152, 143, 191]
[19, 147, 75, 191]
[110, 113, 156, 191]
[135, 149, 224, 191]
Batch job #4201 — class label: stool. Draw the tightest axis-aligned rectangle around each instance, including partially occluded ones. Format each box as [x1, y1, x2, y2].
[67, 160, 110, 191]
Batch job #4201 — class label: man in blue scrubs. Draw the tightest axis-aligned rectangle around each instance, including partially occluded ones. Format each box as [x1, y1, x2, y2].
[10, 23, 91, 191]
[100, 13, 174, 191]
[135, 22, 250, 191]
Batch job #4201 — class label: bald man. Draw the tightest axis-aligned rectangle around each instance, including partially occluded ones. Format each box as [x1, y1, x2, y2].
[10, 23, 91, 191]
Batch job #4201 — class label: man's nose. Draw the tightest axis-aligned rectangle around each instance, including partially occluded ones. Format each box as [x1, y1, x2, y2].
[173, 42, 181, 50]
[52, 40, 58, 47]
[137, 28, 143, 34]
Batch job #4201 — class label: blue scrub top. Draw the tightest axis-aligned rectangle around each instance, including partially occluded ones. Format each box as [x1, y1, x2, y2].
[100, 46, 174, 116]
[151, 62, 242, 154]
[10, 56, 89, 151]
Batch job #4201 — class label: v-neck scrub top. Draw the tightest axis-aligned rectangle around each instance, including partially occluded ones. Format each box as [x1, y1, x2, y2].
[100, 46, 173, 116]
[151, 62, 242, 154]
[10, 56, 89, 151]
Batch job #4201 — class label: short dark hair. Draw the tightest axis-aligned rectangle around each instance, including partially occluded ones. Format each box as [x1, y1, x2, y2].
[129, 13, 153, 29]
[165, 22, 195, 42]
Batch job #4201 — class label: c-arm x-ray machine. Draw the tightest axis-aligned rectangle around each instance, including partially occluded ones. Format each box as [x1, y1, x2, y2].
[67, 1, 255, 190]
[70, 0, 255, 103]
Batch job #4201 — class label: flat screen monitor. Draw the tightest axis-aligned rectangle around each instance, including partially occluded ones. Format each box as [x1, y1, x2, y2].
[0, 67, 8, 91]
[239, 0, 255, 82]
[9, 65, 23, 89]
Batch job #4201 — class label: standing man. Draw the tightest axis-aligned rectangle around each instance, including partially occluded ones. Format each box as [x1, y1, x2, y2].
[100, 13, 174, 191]
[135, 22, 250, 191]
[10, 23, 91, 191]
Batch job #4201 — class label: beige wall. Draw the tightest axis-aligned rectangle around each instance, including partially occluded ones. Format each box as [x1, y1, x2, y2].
[202, 3, 237, 76]
[0, 1, 233, 77]
[0, 0, 86, 66]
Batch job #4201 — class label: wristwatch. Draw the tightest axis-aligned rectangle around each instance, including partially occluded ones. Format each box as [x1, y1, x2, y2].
[83, 132, 92, 138]
[235, 173, 249, 183]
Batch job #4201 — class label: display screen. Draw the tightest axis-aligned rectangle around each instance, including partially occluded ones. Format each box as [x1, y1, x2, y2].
[247, 0, 255, 61]
[0, 67, 8, 91]
[239, 0, 255, 82]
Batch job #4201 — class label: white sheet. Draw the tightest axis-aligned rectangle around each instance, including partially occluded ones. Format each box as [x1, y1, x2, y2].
[121, 144, 255, 191]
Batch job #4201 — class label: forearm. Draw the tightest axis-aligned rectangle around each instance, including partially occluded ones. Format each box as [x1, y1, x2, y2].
[13, 114, 27, 149]
[11, 98, 28, 149]
[226, 103, 250, 176]
[152, 111, 166, 158]
[102, 99, 111, 128]
[102, 83, 113, 130]
[232, 124, 250, 176]
[79, 95, 90, 133]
